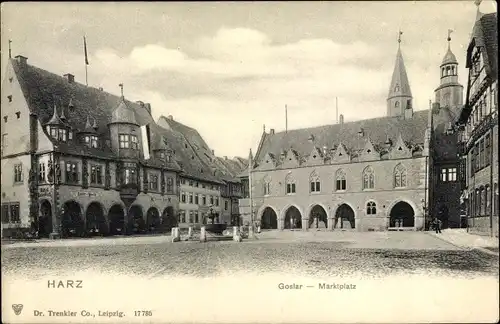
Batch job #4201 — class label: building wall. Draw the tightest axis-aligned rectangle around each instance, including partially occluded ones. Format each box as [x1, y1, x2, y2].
[246, 156, 428, 231]
[178, 177, 221, 227]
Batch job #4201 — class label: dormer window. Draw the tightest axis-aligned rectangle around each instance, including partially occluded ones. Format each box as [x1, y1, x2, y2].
[49, 126, 67, 142]
[394, 84, 400, 92]
[84, 135, 99, 148]
[160, 152, 165, 159]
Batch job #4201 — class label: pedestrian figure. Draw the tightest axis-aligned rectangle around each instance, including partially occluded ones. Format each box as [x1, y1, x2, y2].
[432, 217, 442, 234]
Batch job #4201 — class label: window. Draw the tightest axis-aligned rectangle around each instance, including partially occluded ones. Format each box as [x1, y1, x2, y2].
[68, 131, 73, 140]
[189, 193, 193, 204]
[123, 163, 137, 184]
[195, 182, 199, 188]
[225, 201, 228, 211]
[166, 177, 173, 193]
[494, 183, 499, 217]
[335, 169, 346, 191]
[194, 194, 199, 205]
[479, 139, 485, 168]
[480, 187, 486, 215]
[215, 197, 219, 207]
[474, 143, 480, 171]
[263, 178, 271, 195]
[362, 166, 374, 190]
[181, 192, 186, 203]
[9, 203, 20, 223]
[285, 173, 296, 194]
[179, 211, 186, 223]
[394, 164, 407, 188]
[149, 174, 158, 191]
[1, 204, 9, 223]
[195, 212, 199, 223]
[7, 95, 12, 102]
[394, 84, 400, 92]
[131, 135, 138, 150]
[210, 196, 214, 205]
[65, 162, 78, 183]
[310, 171, 321, 193]
[189, 211, 194, 223]
[485, 134, 491, 166]
[14, 164, 23, 183]
[202, 184, 206, 189]
[90, 165, 103, 185]
[1, 133, 7, 152]
[447, 168, 457, 182]
[202, 195, 206, 205]
[3, 116, 7, 123]
[485, 185, 490, 215]
[181, 179, 186, 185]
[39, 162, 46, 182]
[189, 180, 193, 186]
[119, 134, 130, 149]
[441, 168, 447, 182]
[366, 202, 377, 215]
[85, 135, 99, 148]
[470, 147, 476, 175]
[394, 101, 399, 108]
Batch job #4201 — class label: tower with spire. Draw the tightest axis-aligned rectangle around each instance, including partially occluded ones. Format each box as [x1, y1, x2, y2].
[387, 30, 413, 119]
[434, 30, 463, 109]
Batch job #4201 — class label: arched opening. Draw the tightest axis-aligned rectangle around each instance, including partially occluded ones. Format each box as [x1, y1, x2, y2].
[260, 207, 278, 230]
[334, 204, 355, 229]
[108, 204, 125, 235]
[61, 201, 84, 238]
[389, 201, 415, 227]
[37, 200, 53, 238]
[284, 206, 302, 230]
[161, 206, 177, 232]
[85, 202, 108, 236]
[128, 205, 146, 234]
[146, 207, 161, 233]
[308, 205, 328, 229]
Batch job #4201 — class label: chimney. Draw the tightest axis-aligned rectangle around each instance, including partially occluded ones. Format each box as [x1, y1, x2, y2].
[144, 103, 152, 115]
[270, 128, 275, 135]
[63, 73, 75, 83]
[99, 87, 103, 91]
[15, 55, 28, 65]
[339, 114, 345, 125]
[211, 149, 215, 155]
[168, 115, 173, 120]
[136, 101, 145, 107]
[224, 156, 228, 160]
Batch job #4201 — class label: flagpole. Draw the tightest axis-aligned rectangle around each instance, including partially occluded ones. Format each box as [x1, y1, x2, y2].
[85, 63, 88, 87]
[84, 35, 89, 86]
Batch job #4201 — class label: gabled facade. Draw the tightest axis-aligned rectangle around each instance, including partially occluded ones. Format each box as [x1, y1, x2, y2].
[457, 11, 498, 237]
[1, 56, 184, 238]
[239, 40, 460, 232]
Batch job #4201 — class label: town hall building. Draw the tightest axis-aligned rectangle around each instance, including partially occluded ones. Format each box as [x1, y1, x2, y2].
[239, 37, 464, 232]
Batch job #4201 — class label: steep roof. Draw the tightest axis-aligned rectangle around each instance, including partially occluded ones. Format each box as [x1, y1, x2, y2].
[9, 58, 200, 174]
[110, 97, 139, 125]
[459, 12, 497, 124]
[441, 46, 458, 65]
[387, 47, 413, 99]
[157, 116, 247, 182]
[467, 12, 498, 78]
[254, 111, 429, 165]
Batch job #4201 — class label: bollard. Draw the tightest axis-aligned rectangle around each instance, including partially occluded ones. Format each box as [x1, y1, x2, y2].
[257, 225, 261, 233]
[171, 227, 180, 242]
[188, 226, 193, 239]
[200, 226, 207, 242]
[248, 224, 254, 237]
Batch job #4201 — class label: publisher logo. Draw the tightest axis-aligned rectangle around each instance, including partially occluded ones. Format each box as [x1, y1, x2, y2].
[12, 304, 23, 315]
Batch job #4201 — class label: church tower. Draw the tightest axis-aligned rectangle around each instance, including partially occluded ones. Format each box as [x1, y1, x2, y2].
[434, 30, 463, 109]
[387, 31, 413, 119]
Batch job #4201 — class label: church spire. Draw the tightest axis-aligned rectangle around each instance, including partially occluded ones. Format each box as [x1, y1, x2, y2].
[387, 30, 413, 118]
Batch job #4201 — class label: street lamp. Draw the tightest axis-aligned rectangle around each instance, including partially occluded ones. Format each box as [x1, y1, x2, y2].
[421, 198, 427, 231]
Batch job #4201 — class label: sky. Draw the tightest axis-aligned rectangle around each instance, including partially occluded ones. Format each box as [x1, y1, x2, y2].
[1, 1, 497, 158]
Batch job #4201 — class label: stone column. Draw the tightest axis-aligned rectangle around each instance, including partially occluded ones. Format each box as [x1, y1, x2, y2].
[328, 217, 335, 231]
[200, 226, 207, 242]
[278, 218, 284, 230]
[302, 218, 309, 231]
